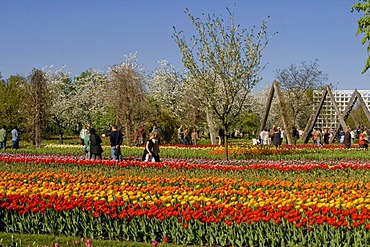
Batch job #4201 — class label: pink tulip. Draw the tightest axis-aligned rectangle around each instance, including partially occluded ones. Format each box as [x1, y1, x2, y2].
[86, 239, 93, 247]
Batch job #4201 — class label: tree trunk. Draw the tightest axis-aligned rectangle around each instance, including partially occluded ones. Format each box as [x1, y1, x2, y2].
[35, 116, 42, 149]
[206, 110, 216, 144]
[224, 133, 229, 160]
[55, 118, 64, 144]
[58, 127, 64, 144]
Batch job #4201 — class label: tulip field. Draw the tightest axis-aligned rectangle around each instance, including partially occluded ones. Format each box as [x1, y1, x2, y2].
[1, 144, 370, 246]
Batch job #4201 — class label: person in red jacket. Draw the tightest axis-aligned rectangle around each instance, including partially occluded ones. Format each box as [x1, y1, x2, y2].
[358, 130, 368, 150]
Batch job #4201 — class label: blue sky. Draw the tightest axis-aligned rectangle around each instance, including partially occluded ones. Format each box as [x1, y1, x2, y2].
[0, 0, 368, 90]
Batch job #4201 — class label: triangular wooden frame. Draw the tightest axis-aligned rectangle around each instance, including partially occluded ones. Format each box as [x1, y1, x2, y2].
[302, 87, 370, 143]
[260, 81, 292, 144]
[302, 86, 347, 143]
[328, 89, 370, 142]
[261, 84, 370, 144]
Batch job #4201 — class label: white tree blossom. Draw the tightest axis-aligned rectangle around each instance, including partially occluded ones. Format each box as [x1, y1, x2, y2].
[149, 60, 185, 117]
[73, 69, 109, 128]
[44, 66, 75, 143]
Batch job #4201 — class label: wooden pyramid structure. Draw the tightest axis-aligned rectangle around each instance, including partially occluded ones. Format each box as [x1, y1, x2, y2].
[302, 87, 370, 143]
[260, 82, 370, 144]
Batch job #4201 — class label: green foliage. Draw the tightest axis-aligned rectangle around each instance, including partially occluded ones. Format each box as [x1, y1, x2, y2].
[0, 232, 170, 247]
[235, 112, 259, 138]
[351, 0, 370, 73]
[91, 107, 115, 135]
[346, 103, 370, 128]
[146, 100, 181, 144]
[0, 75, 28, 133]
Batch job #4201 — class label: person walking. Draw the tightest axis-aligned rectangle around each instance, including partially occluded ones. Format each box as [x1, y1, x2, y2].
[83, 129, 91, 159]
[316, 129, 323, 147]
[110, 125, 123, 161]
[272, 127, 281, 148]
[79, 125, 88, 146]
[279, 127, 284, 145]
[142, 131, 160, 162]
[191, 128, 198, 145]
[89, 128, 103, 160]
[362, 130, 369, 150]
[142, 132, 154, 162]
[324, 129, 330, 145]
[343, 128, 351, 149]
[152, 125, 161, 145]
[178, 125, 184, 144]
[184, 128, 190, 145]
[358, 130, 368, 150]
[312, 129, 318, 145]
[11, 127, 19, 149]
[0, 125, 6, 151]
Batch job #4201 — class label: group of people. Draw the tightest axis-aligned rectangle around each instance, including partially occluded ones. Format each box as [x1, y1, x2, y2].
[0, 126, 20, 151]
[343, 127, 369, 150]
[177, 125, 199, 145]
[80, 125, 106, 161]
[80, 125, 124, 161]
[80, 124, 161, 162]
[259, 125, 290, 148]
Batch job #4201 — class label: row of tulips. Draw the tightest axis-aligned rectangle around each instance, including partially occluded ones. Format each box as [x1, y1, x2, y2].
[3, 194, 370, 246]
[1, 156, 370, 246]
[4, 142, 370, 161]
[3, 154, 370, 172]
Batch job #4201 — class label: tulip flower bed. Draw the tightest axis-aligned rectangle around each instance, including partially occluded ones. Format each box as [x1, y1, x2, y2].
[5, 142, 370, 162]
[1, 154, 370, 246]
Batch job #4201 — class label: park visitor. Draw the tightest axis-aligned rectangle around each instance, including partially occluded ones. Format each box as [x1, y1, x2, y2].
[343, 128, 351, 149]
[110, 125, 123, 161]
[142, 131, 160, 162]
[272, 127, 281, 148]
[83, 129, 91, 159]
[178, 125, 184, 144]
[152, 125, 161, 145]
[183, 128, 190, 145]
[279, 127, 284, 145]
[324, 129, 330, 144]
[358, 130, 368, 150]
[11, 127, 19, 149]
[79, 125, 88, 146]
[0, 125, 6, 151]
[89, 128, 103, 160]
[191, 128, 198, 145]
[350, 129, 356, 144]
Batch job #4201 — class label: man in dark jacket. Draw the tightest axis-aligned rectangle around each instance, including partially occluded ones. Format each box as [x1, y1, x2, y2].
[110, 125, 124, 161]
